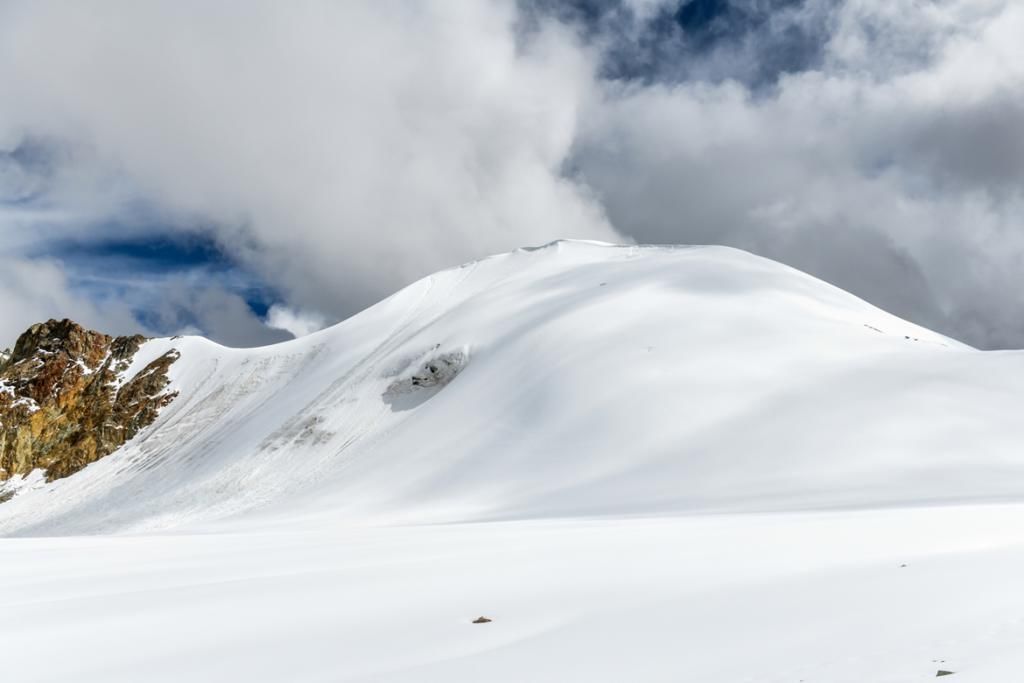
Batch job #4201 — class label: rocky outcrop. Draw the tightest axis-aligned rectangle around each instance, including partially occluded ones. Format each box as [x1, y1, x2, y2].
[0, 319, 179, 482]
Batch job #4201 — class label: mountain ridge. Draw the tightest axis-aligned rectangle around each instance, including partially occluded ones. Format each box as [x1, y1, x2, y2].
[2, 241, 1018, 536]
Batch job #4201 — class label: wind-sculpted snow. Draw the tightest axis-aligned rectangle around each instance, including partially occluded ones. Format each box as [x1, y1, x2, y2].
[1, 240, 1021, 535]
[4, 241, 1024, 681]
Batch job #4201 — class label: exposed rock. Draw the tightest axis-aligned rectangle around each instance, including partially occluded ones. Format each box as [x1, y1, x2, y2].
[407, 351, 466, 389]
[936, 671, 955, 677]
[0, 319, 180, 483]
[383, 348, 467, 411]
[472, 616, 492, 624]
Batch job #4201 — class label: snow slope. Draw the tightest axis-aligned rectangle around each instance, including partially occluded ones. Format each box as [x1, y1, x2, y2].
[2, 241, 1023, 681]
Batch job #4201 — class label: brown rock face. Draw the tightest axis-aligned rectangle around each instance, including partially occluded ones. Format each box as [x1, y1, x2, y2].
[0, 319, 179, 482]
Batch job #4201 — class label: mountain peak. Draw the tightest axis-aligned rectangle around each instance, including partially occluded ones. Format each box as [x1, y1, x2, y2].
[8, 319, 138, 369]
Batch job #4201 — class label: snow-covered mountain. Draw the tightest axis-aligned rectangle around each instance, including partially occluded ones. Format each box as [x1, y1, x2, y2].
[2, 241, 1023, 682]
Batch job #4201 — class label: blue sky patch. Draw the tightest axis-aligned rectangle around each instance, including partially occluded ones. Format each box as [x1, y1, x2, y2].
[42, 231, 279, 334]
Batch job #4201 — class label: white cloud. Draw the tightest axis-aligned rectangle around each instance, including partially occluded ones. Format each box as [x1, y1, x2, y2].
[0, 0, 619, 323]
[265, 305, 327, 339]
[0, 258, 143, 348]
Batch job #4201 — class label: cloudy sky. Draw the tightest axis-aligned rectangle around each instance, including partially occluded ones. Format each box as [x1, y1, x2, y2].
[1, 0, 1022, 349]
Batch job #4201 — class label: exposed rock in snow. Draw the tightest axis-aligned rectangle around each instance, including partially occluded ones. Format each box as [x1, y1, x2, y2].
[0, 319, 179, 483]
[383, 347, 468, 410]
